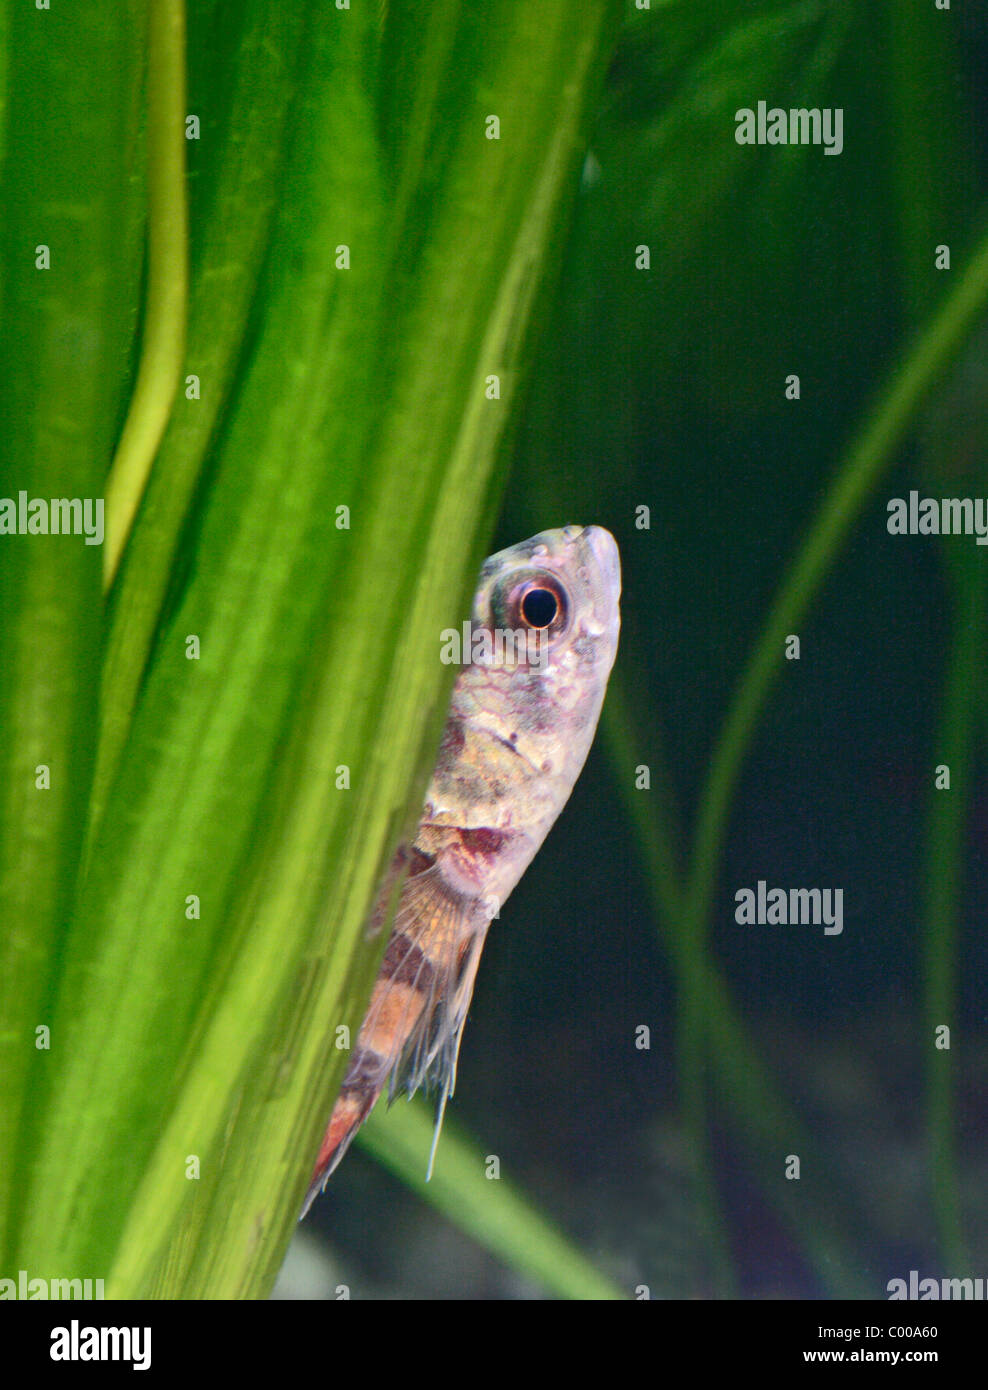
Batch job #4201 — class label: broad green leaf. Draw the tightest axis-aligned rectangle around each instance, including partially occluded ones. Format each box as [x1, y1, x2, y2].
[5, 0, 623, 1299]
[0, 0, 144, 1265]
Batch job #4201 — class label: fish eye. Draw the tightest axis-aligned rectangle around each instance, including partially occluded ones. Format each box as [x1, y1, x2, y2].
[489, 570, 571, 642]
[520, 586, 558, 629]
[502, 574, 569, 635]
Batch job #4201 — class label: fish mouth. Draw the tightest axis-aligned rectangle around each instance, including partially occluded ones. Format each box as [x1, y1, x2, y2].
[579, 525, 622, 600]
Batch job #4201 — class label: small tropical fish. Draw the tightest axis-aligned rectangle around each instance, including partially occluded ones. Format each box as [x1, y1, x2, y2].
[302, 525, 621, 1215]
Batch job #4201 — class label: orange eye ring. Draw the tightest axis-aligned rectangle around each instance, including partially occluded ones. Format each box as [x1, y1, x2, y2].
[506, 575, 569, 633]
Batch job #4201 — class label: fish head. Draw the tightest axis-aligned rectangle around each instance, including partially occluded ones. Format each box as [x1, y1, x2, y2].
[475, 523, 621, 673]
[447, 525, 621, 829]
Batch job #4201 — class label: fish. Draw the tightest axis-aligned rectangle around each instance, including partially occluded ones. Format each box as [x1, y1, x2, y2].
[302, 524, 621, 1215]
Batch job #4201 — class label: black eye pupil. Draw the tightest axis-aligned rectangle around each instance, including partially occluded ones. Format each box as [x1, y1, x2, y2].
[521, 587, 557, 628]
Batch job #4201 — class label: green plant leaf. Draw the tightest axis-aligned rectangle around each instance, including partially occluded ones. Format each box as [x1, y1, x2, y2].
[0, 0, 144, 1266]
[5, 0, 623, 1299]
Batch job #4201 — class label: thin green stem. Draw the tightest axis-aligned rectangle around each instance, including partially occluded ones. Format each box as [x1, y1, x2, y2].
[604, 673, 736, 1294]
[103, 0, 188, 589]
[687, 222, 988, 935]
[923, 550, 983, 1271]
[606, 666, 875, 1295]
[601, 671, 684, 927]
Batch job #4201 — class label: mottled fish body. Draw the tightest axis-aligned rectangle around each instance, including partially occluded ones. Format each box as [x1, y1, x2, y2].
[303, 525, 621, 1215]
